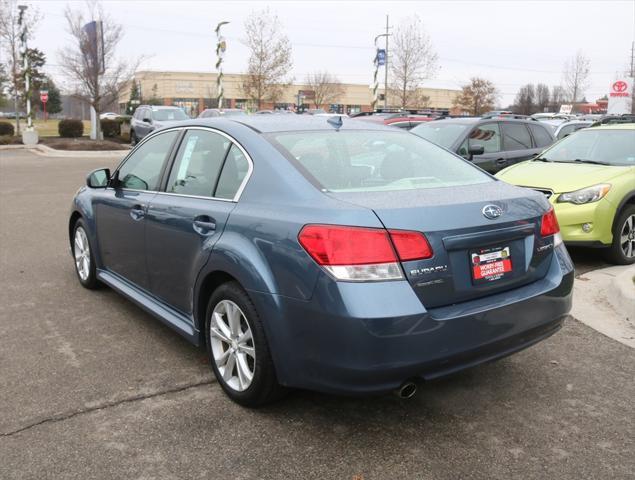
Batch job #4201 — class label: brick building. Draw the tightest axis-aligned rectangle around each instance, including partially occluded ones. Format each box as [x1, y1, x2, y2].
[119, 70, 460, 116]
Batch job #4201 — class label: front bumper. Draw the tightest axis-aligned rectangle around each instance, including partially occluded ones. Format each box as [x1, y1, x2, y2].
[249, 245, 575, 395]
[552, 197, 615, 246]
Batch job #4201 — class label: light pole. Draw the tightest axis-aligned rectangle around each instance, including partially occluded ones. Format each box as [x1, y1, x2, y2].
[17, 5, 32, 131]
[373, 15, 391, 111]
[215, 21, 229, 110]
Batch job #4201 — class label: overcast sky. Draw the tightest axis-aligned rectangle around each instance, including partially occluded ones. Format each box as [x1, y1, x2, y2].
[24, 0, 635, 106]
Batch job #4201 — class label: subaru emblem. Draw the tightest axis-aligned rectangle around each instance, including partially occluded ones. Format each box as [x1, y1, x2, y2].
[482, 204, 503, 219]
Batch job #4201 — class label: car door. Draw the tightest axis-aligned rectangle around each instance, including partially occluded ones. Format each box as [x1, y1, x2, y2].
[138, 108, 153, 139]
[500, 122, 536, 166]
[460, 122, 507, 173]
[144, 128, 252, 314]
[94, 129, 180, 290]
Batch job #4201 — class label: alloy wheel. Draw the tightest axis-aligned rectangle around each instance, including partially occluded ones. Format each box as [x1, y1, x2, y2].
[209, 300, 256, 392]
[620, 214, 635, 259]
[74, 227, 91, 281]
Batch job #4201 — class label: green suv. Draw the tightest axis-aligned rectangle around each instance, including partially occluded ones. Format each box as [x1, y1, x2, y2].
[496, 124, 635, 264]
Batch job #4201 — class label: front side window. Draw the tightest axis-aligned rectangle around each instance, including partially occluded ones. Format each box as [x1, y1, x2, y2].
[501, 123, 532, 150]
[468, 123, 501, 153]
[117, 131, 179, 190]
[166, 130, 230, 197]
[539, 129, 635, 166]
[270, 130, 492, 193]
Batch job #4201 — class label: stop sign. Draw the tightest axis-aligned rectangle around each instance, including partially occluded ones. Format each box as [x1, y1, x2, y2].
[40, 92, 48, 103]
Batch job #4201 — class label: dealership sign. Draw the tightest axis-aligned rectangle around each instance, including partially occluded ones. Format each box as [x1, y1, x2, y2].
[607, 77, 633, 114]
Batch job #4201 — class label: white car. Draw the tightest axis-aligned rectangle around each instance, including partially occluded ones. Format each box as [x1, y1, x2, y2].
[100, 112, 120, 120]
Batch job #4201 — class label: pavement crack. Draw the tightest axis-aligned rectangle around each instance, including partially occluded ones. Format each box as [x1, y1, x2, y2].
[1, 379, 214, 438]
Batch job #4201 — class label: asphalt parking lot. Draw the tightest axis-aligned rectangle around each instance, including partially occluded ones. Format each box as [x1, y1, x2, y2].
[1, 149, 633, 480]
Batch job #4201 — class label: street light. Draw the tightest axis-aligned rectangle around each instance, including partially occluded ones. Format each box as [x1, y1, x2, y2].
[17, 5, 32, 131]
[372, 15, 391, 111]
[215, 21, 229, 110]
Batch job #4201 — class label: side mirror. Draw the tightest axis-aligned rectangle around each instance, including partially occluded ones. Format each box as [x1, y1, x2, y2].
[142, 117, 152, 124]
[86, 168, 110, 188]
[468, 145, 485, 156]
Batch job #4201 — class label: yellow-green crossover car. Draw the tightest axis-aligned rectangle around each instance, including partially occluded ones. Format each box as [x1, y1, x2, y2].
[496, 124, 635, 264]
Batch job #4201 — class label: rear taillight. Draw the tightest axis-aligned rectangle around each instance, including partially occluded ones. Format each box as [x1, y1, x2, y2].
[298, 225, 433, 281]
[540, 208, 560, 237]
[388, 230, 433, 261]
[540, 208, 562, 246]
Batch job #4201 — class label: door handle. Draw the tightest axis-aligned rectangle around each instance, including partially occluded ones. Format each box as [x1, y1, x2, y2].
[193, 216, 216, 235]
[495, 158, 507, 165]
[130, 204, 146, 221]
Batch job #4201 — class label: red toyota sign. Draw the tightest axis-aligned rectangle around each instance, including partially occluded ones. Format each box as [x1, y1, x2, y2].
[610, 80, 630, 98]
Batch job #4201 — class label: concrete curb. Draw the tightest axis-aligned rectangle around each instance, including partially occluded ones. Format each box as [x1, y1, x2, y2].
[572, 265, 635, 348]
[607, 265, 635, 318]
[0, 143, 129, 158]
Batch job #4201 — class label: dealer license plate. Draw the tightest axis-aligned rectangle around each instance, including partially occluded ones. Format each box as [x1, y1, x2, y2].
[470, 246, 512, 284]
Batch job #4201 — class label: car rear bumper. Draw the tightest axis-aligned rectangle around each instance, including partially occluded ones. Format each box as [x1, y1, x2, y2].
[249, 245, 574, 395]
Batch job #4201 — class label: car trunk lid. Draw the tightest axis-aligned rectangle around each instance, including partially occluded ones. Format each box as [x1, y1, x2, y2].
[329, 181, 556, 308]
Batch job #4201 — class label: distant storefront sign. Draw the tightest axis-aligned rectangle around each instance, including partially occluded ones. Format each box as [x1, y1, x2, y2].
[559, 104, 573, 114]
[298, 90, 315, 100]
[607, 78, 633, 114]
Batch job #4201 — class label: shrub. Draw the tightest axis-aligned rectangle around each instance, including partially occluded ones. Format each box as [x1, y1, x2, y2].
[101, 119, 121, 138]
[0, 121, 15, 136]
[0, 135, 14, 145]
[58, 119, 84, 138]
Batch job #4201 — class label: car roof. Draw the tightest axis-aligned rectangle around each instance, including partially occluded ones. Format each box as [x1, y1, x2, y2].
[174, 116, 394, 133]
[592, 123, 635, 130]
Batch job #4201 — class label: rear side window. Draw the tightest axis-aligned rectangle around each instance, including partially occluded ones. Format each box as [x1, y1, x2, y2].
[166, 130, 230, 197]
[215, 145, 250, 199]
[529, 124, 553, 146]
[270, 130, 492, 193]
[501, 123, 532, 150]
[467, 123, 501, 153]
[117, 131, 179, 190]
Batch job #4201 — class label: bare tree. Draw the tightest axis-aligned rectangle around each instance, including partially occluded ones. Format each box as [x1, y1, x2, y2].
[513, 84, 535, 115]
[535, 83, 550, 112]
[242, 9, 293, 110]
[305, 71, 344, 109]
[389, 16, 438, 109]
[453, 77, 498, 116]
[0, 0, 39, 133]
[58, 1, 139, 139]
[563, 51, 590, 104]
[549, 85, 566, 111]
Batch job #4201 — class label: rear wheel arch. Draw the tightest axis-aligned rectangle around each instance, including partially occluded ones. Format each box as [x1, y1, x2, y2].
[195, 270, 240, 344]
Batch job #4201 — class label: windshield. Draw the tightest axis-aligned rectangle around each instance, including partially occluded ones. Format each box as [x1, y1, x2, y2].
[410, 122, 470, 149]
[269, 130, 492, 193]
[539, 129, 635, 166]
[152, 108, 189, 121]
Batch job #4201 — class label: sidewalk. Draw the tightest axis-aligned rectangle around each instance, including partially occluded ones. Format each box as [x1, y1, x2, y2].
[0, 143, 129, 158]
[572, 264, 635, 348]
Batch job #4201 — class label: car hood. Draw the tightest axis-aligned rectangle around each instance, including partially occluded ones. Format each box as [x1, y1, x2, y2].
[496, 160, 629, 193]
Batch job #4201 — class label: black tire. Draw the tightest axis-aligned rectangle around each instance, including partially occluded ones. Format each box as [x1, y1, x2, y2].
[72, 219, 100, 289]
[604, 205, 635, 265]
[205, 281, 286, 407]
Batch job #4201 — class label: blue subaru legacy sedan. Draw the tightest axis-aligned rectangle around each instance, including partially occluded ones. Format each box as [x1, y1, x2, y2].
[69, 116, 574, 406]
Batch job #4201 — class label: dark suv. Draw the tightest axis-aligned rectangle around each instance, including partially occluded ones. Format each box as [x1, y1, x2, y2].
[130, 105, 189, 144]
[411, 116, 554, 173]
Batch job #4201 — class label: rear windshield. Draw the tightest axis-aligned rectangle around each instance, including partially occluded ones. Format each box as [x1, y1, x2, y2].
[410, 121, 470, 149]
[152, 108, 189, 121]
[269, 130, 492, 192]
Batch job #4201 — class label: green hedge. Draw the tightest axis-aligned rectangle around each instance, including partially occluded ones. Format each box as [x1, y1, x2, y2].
[58, 119, 84, 138]
[101, 119, 121, 138]
[0, 121, 15, 136]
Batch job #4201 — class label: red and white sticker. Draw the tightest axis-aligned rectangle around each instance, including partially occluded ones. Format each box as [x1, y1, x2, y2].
[471, 247, 512, 282]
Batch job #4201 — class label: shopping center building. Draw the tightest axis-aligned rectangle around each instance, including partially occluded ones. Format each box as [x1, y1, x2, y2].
[120, 70, 461, 116]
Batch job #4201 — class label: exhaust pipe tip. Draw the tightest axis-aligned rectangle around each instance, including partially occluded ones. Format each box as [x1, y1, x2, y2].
[395, 381, 417, 399]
